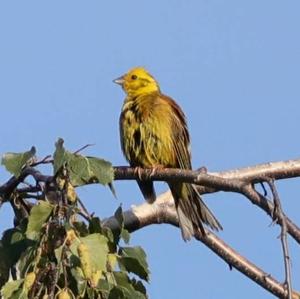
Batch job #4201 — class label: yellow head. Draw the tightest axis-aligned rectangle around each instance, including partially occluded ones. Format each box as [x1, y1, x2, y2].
[113, 67, 160, 97]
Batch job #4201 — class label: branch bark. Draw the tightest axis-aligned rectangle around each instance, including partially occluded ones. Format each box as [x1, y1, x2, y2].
[103, 192, 300, 299]
[114, 159, 300, 244]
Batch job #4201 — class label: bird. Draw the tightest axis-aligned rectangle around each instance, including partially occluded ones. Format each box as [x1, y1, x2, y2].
[114, 67, 222, 241]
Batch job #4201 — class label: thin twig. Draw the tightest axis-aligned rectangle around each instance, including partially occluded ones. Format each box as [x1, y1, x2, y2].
[267, 179, 293, 299]
[27, 143, 95, 169]
[20, 193, 43, 200]
[260, 182, 268, 196]
[30, 155, 53, 167]
[62, 247, 68, 288]
[77, 211, 92, 222]
[17, 185, 42, 193]
[73, 143, 95, 155]
[77, 197, 92, 220]
[48, 262, 58, 299]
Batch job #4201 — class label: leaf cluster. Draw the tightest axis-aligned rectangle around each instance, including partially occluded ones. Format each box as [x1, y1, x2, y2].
[0, 139, 150, 299]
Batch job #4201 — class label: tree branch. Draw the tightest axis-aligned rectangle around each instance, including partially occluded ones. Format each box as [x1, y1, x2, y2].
[114, 158, 300, 184]
[267, 180, 293, 299]
[1, 158, 300, 297]
[0, 167, 51, 202]
[114, 159, 300, 244]
[1, 159, 300, 243]
[239, 184, 300, 245]
[103, 192, 300, 299]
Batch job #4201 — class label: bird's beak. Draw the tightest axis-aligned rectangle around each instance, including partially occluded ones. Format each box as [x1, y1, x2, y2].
[113, 76, 125, 85]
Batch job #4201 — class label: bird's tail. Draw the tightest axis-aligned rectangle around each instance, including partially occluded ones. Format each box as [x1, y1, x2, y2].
[137, 180, 156, 203]
[169, 183, 222, 241]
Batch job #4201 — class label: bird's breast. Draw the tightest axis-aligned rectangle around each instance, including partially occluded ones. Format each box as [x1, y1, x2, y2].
[120, 95, 176, 168]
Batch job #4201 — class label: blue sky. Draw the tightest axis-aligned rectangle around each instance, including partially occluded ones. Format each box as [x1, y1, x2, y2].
[0, 1, 300, 298]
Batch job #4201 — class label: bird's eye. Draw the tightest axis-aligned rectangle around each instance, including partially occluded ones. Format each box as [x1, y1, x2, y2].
[131, 75, 137, 80]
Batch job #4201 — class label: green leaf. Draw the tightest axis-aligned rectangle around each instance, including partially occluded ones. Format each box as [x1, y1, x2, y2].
[79, 234, 109, 272]
[54, 245, 63, 266]
[86, 156, 114, 186]
[118, 247, 150, 282]
[53, 138, 68, 174]
[53, 138, 114, 186]
[10, 288, 27, 299]
[1, 279, 24, 298]
[97, 279, 114, 299]
[16, 246, 36, 278]
[120, 229, 130, 245]
[114, 206, 124, 227]
[67, 154, 91, 185]
[112, 206, 130, 244]
[131, 278, 146, 295]
[86, 287, 95, 299]
[101, 227, 115, 245]
[73, 221, 89, 237]
[1, 147, 36, 177]
[71, 267, 87, 297]
[0, 245, 10, 289]
[1, 226, 34, 277]
[88, 217, 102, 234]
[108, 183, 117, 198]
[108, 287, 124, 299]
[70, 234, 109, 275]
[67, 155, 114, 186]
[109, 272, 146, 299]
[26, 201, 54, 240]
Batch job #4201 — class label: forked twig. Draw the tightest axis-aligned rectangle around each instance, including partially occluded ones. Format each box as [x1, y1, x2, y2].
[267, 179, 293, 299]
[30, 155, 53, 167]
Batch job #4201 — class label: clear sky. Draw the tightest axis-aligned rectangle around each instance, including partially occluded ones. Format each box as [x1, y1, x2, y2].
[0, 1, 300, 298]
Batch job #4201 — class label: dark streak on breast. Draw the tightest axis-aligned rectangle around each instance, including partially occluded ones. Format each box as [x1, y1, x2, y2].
[133, 129, 141, 146]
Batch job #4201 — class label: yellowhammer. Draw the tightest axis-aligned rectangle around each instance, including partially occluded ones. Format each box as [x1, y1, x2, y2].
[114, 67, 222, 240]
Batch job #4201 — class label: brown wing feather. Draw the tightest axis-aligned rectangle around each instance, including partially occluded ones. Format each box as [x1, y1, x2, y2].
[161, 94, 222, 240]
[160, 95, 191, 170]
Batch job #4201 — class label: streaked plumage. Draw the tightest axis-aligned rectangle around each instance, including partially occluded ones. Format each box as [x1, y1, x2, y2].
[114, 67, 222, 240]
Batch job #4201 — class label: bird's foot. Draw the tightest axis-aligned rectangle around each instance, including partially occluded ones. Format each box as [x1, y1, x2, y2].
[134, 166, 144, 181]
[150, 165, 165, 178]
[134, 165, 165, 180]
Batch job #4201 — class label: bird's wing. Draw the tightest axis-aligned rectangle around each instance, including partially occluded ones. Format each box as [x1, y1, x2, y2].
[160, 95, 192, 170]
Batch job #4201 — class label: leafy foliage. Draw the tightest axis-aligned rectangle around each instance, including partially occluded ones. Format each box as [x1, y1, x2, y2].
[1, 146, 36, 177]
[54, 138, 114, 186]
[26, 201, 54, 240]
[0, 140, 149, 299]
[118, 247, 150, 282]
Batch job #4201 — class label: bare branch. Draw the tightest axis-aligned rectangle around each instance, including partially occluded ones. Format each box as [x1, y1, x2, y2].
[30, 155, 53, 167]
[114, 159, 300, 244]
[73, 143, 95, 155]
[114, 158, 300, 184]
[0, 167, 52, 202]
[240, 184, 300, 245]
[103, 192, 300, 299]
[267, 180, 293, 299]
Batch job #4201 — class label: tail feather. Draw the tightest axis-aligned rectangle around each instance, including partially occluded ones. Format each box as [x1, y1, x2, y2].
[169, 183, 222, 241]
[137, 180, 156, 203]
[192, 185, 222, 231]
